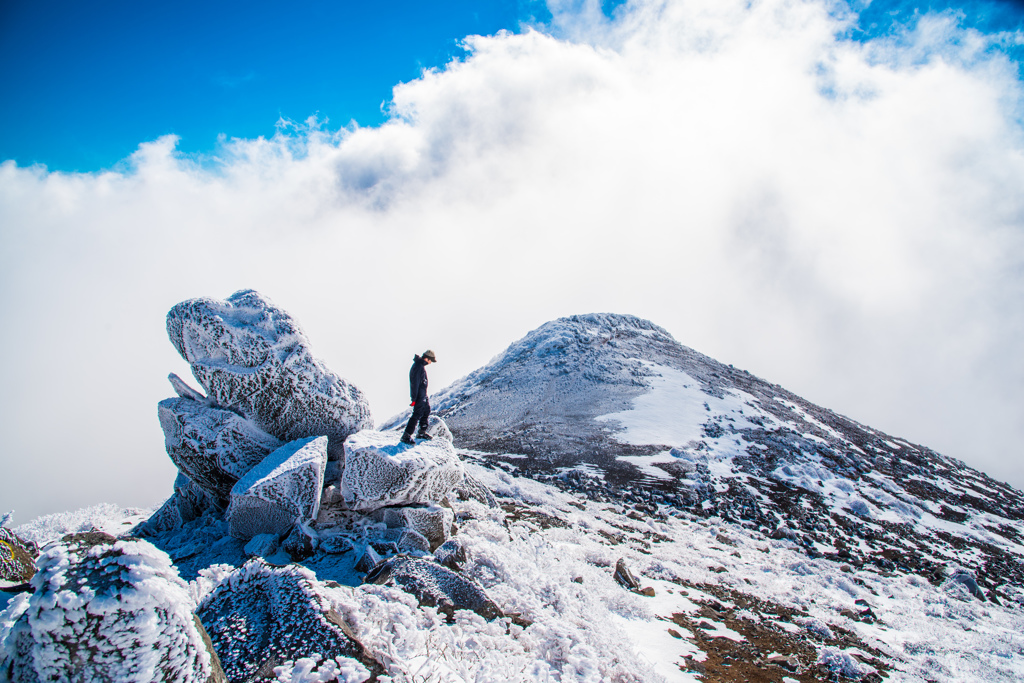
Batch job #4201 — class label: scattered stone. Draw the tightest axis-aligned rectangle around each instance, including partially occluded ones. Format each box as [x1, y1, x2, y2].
[453, 472, 501, 508]
[227, 436, 328, 541]
[433, 538, 468, 571]
[340, 430, 465, 512]
[282, 524, 316, 561]
[244, 533, 280, 559]
[639, 586, 656, 597]
[667, 628, 682, 639]
[319, 534, 354, 555]
[364, 555, 503, 621]
[613, 557, 641, 590]
[371, 527, 432, 554]
[571, 576, 584, 584]
[944, 569, 987, 601]
[354, 546, 383, 573]
[370, 504, 454, 551]
[196, 560, 380, 682]
[1, 533, 222, 682]
[0, 528, 36, 588]
[159, 394, 283, 502]
[166, 290, 373, 461]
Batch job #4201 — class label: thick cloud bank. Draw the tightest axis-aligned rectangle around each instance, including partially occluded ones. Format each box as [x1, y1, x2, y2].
[1, 0, 1023, 519]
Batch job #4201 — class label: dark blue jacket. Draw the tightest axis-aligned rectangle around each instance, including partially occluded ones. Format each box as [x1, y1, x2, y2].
[410, 355, 428, 403]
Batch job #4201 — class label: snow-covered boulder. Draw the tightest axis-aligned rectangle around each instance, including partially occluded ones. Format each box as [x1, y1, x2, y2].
[166, 290, 373, 461]
[369, 504, 454, 551]
[227, 436, 328, 540]
[0, 532, 223, 682]
[364, 556, 502, 621]
[340, 430, 465, 512]
[195, 560, 379, 682]
[159, 394, 284, 503]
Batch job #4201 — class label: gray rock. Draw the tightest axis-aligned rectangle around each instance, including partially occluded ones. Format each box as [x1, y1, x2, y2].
[341, 430, 465, 512]
[370, 527, 431, 554]
[227, 436, 328, 540]
[354, 546, 383, 573]
[0, 533, 220, 682]
[453, 473, 500, 508]
[369, 504, 454, 550]
[159, 395, 284, 503]
[613, 557, 641, 590]
[196, 559, 379, 682]
[433, 538, 468, 571]
[945, 570, 987, 601]
[0, 528, 36, 588]
[166, 290, 373, 461]
[365, 555, 503, 621]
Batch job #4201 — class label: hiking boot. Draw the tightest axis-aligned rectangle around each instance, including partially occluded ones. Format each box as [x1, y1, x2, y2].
[400, 434, 415, 445]
[416, 432, 433, 441]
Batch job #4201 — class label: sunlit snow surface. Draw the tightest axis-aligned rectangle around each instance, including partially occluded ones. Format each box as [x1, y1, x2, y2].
[7, 462, 1024, 682]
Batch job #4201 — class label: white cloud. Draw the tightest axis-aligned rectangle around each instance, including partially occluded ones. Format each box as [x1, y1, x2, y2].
[2, 0, 1023, 521]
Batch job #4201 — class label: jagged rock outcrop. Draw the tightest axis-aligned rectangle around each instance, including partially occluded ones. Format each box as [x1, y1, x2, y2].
[364, 555, 502, 621]
[0, 533, 223, 682]
[159, 392, 284, 503]
[227, 436, 328, 540]
[166, 290, 373, 461]
[196, 560, 380, 682]
[340, 430, 465, 512]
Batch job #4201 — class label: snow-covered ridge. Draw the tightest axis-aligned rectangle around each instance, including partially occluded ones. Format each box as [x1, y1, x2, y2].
[4, 304, 1024, 682]
[421, 312, 1024, 599]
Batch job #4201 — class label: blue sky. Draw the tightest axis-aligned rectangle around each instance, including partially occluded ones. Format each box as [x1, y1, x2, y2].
[0, 0, 540, 171]
[2, 0, 1024, 520]
[5, 0, 1021, 173]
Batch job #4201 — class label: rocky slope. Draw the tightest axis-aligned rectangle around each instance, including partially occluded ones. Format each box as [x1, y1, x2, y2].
[4, 304, 1024, 683]
[399, 313, 1024, 600]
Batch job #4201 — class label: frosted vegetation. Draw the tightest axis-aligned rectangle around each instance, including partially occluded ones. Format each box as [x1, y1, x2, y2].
[3, 298, 1024, 681]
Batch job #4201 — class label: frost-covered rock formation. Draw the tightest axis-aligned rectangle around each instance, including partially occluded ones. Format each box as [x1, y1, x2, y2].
[227, 436, 328, 540]
[420, 313, 1024, 596]
[364, 555, 502, 621]
[195, 560, 379, 682]
[369, 504, 454, 551]
[167, 289, 373, 461]
[340, 430, 465, 512]
[0, 532, 222, 682]
[159, 391, 284, 503]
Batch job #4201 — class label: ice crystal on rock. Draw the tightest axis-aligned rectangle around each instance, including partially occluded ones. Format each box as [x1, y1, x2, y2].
[166, 290, 373, 461]
[227, 436, 328, 541]
[159, 394, 284, 503]
[364, 555, 502, 621]
[196, 560, 376, 682]
[340, 430, 464, 512]
[0, 532, 218, 682]
[369, 504, 454, 551]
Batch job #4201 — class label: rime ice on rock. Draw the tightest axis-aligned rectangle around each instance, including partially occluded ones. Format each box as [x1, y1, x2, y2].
[0, 533, 221, 682]
[364, 555, 502, 621]
[341, 430, 465, 512]
[137, 472, 218, 537]
[159, 395, 284, 503]
[166, 290, 373, 461]
[227, 436, 328, 540]
[196, 560, 378, 682]
[369, 504, 454, 551]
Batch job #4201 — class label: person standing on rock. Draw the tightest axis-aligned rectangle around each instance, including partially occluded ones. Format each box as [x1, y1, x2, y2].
[401, 350, 437, 445]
